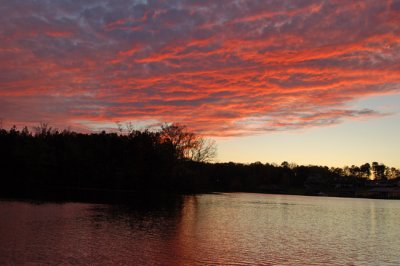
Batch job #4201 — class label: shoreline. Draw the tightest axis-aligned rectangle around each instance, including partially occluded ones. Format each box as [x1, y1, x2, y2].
[1, 186, 399, 205]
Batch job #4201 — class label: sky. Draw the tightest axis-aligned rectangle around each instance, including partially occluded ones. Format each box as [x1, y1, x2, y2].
[0, 0, 399, 167]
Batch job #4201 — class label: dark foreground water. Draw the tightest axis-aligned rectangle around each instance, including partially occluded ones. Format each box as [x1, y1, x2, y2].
[1, 193, 399, 265]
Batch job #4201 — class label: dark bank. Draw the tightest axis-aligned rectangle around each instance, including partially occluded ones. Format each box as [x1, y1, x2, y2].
[1, 123, 400, 203]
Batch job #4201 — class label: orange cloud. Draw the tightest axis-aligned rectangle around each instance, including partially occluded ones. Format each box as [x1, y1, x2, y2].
[0, 0, 399, 136]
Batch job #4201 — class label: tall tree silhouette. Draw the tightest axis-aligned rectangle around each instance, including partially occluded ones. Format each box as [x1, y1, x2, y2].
[372, 162, 387, 181]
[359, 163, 371, 179]
[160, 123, 216, 162]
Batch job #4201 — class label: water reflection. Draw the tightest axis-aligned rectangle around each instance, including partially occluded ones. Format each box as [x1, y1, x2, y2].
[1, 194, 400, 265]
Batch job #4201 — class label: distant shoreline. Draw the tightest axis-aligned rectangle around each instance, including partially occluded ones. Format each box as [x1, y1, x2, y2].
[1, 186, 399, 205]
[2, 126, 399, 204]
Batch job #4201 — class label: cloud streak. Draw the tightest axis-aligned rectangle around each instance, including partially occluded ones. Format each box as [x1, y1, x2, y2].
[0, 0, 399, 135]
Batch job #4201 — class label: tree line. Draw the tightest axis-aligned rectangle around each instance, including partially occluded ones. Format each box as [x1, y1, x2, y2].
[0, 123, 399, 200]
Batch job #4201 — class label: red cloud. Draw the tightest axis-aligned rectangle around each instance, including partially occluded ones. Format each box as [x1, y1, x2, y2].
[0, 1, 399, 136]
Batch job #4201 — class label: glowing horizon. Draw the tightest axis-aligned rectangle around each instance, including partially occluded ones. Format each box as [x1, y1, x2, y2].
[1, 0, 399, 166]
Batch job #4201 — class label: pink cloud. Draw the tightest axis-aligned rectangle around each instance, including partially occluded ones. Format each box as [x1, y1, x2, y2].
[0, 0, 399, 136]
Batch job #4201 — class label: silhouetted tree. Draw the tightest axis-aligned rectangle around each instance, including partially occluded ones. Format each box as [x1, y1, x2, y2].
[160, 123, 216, 162]
[372, 162, 387, 181]
[385, 167, 400, 180]
[33, 122, 57, 136]
[349, 165, 360, 177]
[359, 163, 371, 179]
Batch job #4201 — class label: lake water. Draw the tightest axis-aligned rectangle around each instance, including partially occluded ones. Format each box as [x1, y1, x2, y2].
[1, 193, 399, 265]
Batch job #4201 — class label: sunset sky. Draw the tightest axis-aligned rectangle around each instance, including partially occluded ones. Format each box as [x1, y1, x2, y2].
[1, 0, 399, 167]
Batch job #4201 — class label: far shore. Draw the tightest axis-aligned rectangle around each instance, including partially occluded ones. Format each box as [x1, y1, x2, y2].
[2, 185, 400, 205]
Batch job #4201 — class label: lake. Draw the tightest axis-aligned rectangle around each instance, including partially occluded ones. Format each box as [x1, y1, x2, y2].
[1, 193, 399, 265]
